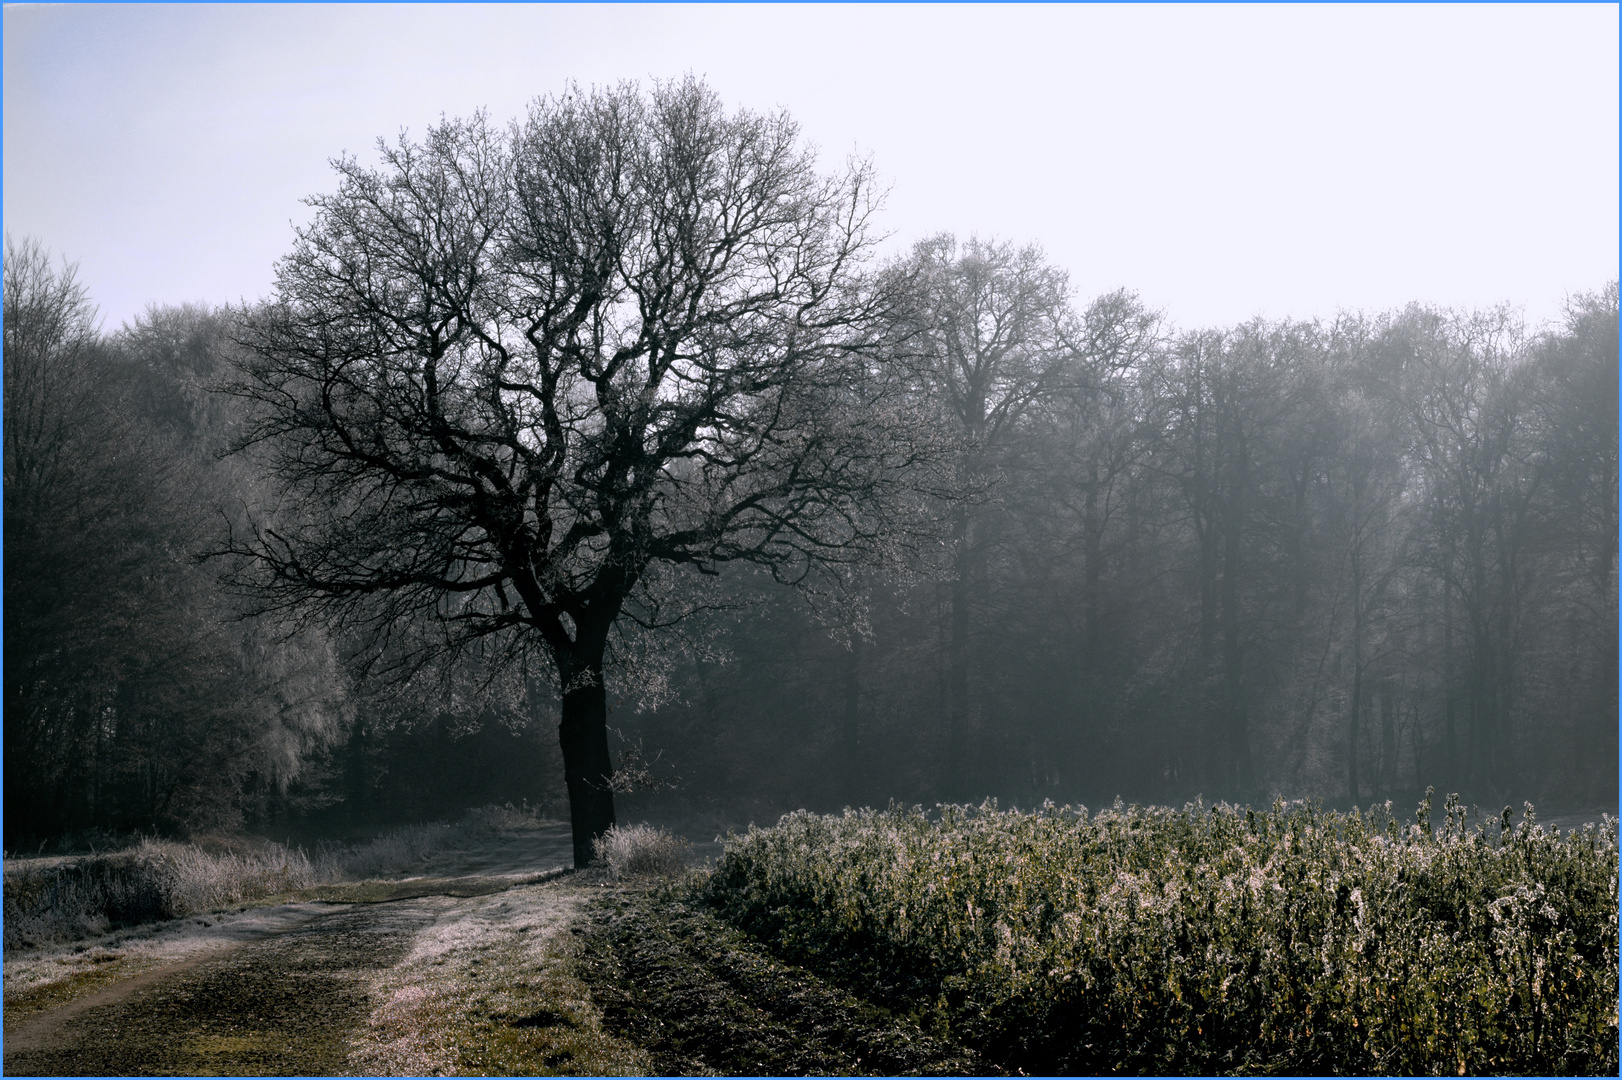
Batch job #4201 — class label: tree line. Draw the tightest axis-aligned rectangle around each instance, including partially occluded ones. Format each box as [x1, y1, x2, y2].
[4, 80, 1615, 855]
[620, 266, 1616, 827]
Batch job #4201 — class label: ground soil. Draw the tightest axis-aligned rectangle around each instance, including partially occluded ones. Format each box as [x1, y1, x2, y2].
[1, 823, 993, 1077]
[573, 884, 998, 1077]
[5, 899, 438, 1076]
[2, 824, 585, 1077]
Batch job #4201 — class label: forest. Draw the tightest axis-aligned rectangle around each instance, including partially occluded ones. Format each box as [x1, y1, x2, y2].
[4, 81, 1616, 854]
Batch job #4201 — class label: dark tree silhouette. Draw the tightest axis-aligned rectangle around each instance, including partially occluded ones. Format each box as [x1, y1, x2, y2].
[224, 80, 936, 866]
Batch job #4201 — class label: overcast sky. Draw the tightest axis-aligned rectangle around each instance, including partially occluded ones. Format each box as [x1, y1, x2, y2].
[5, 3, 1617, 334]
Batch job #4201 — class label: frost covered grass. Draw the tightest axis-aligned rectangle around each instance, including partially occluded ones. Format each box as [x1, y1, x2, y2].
[3, 804, 553, 952]
[2, 901, 336, 1017]
[346, 881, 650, 1076]
[3, 840, 319, 951]
[704, 793, 1620, 1075]
[592, 823, 691, 880]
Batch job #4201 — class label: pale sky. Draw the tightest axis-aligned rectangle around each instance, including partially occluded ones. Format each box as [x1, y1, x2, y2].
[4, 3, 1617, 334]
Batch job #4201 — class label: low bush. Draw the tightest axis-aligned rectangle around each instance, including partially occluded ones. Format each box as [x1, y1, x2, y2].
[315, 820, 459, 880]
[3, 839, 318, 951]
[704, 793, 1620, 1075]
[594, 824, 691, 879]
[3, 804, 551, 951]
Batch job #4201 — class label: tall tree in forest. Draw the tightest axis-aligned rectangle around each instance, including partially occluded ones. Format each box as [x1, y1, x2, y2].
[3, 236, 119, 837]
[995, 289, 1163, 797]
[1526, 284, 1619, 801]
[1147, 321, 1308, 798]
[224, 81, 936, 866]
[894, 234, 1073, 797]
[1396, 305, 1536, 798]
[1324, 389, 1410, 804]
[3, 242, 347, 842]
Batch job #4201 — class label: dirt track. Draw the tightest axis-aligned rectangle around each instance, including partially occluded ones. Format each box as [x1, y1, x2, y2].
[3, 825, 580, 1077]
[5, 900, 439, 1075]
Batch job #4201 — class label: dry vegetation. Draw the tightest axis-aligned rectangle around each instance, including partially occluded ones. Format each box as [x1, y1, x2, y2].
[703, 796, 1620, 1075]
[2, 804, 548, 953]
[593, 823, 692, 880]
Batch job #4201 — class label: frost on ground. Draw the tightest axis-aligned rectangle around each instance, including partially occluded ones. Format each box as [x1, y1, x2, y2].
[346, 880, 650, 1077]
[2, 901, 343, 1013]
[2, 813, 574, 1023]
[2, 806, 572, 954]
[2, 819, 604, 1076]
[3, 811, 1004, 1077]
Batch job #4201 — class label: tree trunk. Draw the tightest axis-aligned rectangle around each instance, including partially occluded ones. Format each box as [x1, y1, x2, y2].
[344, 719, 372, 829]
[843, 633, 862, 807]
[1290, 464, 1310, 628]
[1083, 462, 1103, 657]
[1220, 440, 1251, 796]
[1221, 536, 1250, 796]
[1378, 677, 1396, 799]
[1409, 702, 1425, 795]
[1442, 571, 1456, 792]
[1197, 516, 1222, 792]
[945, 509, 971, 801]
[556, 651, 616, 869]
[1348, 549, 1364, 807]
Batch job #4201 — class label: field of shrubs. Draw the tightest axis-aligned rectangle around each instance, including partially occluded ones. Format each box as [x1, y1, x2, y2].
[704, 794, 1619, 1075]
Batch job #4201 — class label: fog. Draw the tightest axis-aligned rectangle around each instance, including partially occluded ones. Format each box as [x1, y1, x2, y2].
[4, 19, 1616, 850]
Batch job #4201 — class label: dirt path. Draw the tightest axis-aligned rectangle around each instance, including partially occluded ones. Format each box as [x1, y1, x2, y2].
[3, 825, 582, 1077]
[6, 899, 441, 1076]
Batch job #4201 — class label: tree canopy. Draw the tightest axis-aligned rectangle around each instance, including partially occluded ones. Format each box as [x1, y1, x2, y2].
[225, 79, 943, 864]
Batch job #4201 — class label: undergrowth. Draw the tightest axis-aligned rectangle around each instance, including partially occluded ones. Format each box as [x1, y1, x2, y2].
[3, 804, 549, 951]
[592, 823, 690, 880]
[704, 792, 1620, 1075]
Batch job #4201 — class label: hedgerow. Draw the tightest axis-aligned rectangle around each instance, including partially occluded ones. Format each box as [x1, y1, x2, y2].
[704, 793, 1619, 1075]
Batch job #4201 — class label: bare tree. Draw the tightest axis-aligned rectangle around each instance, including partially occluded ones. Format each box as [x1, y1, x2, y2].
[4, 243, 348, 842]
[892, 235, 1073, 797]
[1527, 284, 1619, 801]
[1394, 305, 1536, 798]
[224, 80, 937, 866]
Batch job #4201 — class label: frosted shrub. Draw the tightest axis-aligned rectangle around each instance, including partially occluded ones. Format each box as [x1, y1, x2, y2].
[4, 805, 551, 952]
[3, 840, 319, 951]
[705, 794, 1620, 1075]
[2, 871, 114, 949]
[146, 840, 318, 912]
[319, 821, 459, 880]
[593, 823, 690, 879]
